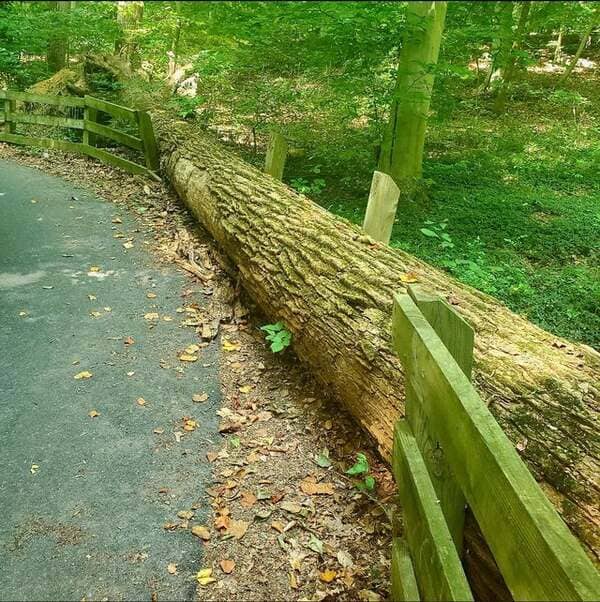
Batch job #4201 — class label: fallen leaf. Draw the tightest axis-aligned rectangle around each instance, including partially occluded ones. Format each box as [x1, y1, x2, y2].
[193, 393, 209, 403]
[271, 521, 285, 534]
[240, 490, 257, 508]
[144, 312, 159, 320]
[123, 336, 135, 345]
[89, 266, 101, 273]
[337, 550, 354, 568]
[87, 294, 97, 301]
[123, 241, 134, 249]
[206, 451, 218, 462]
[400, 272, 419, 284]
[183, 419, 198, 432]
[307, 534, 324, 554]
[90, 311, 102, 318]
[136, 397, 147, 406]
[163, 315, 173, 321]
[300, 478, 334, 496]
[196, 568, 216, 586]
[74, 371, 93, 380]
[185, 344, 200, 354]
[88, 410, 100, 418]
[147, 292, 157, 299]
[320, 569, 337, 583]
[177, 510, 195, 520]
[280, 501, 302, 514]
[179, 353, 198, 362]
[289, 571, 299, 589]
[153, 428, 164, 435]
[220, 559, 235, 574]
[30, 464, 40, 474]
[112, 217, 122, 224]
[167, 563, 177, 575]
[239, 385, 253, 394]
[191, 525, 211, 540]
[227, 519, 249, 540]
[222, 339, 241, 352]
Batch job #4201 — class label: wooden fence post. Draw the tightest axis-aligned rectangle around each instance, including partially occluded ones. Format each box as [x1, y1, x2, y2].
[137, 110, 160, 173]
[362, 170, 400, 245]
[405, 284, 473, 550]
[264, 131, 287, 180]
[83, 96, 97, 147]
[4, 97, 16, 134]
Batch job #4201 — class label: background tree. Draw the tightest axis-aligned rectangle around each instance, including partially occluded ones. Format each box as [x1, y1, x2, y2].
[378, 1, 447, 192]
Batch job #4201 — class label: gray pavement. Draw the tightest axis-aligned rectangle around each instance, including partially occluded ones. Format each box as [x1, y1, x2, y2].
[0, 160, 220, 601]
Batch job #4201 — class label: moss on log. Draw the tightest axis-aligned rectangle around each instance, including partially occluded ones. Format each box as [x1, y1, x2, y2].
[151, 114, 599, 595]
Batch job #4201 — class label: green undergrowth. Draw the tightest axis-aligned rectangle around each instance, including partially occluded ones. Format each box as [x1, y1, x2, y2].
[275, 78, 600, 349]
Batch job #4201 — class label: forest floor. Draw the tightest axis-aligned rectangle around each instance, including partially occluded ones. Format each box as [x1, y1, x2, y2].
[0, 144, 394, 602]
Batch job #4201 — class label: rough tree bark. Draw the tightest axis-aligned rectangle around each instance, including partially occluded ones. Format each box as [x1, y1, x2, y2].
[46, 1, 71, 73]
[152, 115, 599, 596]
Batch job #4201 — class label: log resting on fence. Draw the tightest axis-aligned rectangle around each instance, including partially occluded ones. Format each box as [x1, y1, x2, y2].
[150, 113, 599, 597]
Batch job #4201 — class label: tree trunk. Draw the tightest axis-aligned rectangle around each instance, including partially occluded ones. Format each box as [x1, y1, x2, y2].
[115, 1, 144, 69]
[559, 12, 598, 85]
[47, 1, 71, 73]
[493, 1, 531, 114]
[554, 25, 563, 64]
[151, 115, 599, 597]
[378, 1, 447, 192]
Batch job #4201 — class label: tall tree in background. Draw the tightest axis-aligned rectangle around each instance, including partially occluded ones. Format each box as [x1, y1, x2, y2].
[47, 1, 71, 73]
[378, 1, 447, 193]
[493, 0, 531, 114]
[115, 1, 144, 68]
[559, 5, 598, 84]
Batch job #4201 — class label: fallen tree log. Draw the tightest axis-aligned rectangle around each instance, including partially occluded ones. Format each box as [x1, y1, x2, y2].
[151, 114, 599, 596]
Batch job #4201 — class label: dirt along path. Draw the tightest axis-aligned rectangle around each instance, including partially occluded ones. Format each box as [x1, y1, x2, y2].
[0, 145, 394, 602]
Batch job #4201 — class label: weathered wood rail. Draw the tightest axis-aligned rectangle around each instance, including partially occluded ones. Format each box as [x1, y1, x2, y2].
[390, 285, 600, 601]
[0, 90, 159, 179]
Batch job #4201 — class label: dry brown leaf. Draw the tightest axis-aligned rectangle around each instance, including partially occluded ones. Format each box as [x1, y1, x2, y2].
[227, 519, 249, 540]
[167, 563, 177, 575]
[196, 568, 216, 586]
[183, 419, 198, 432]
[144, 312, 159, 320]
[136, 397, 147, 406]
[191, 525, 211, 540]
[220, 559, 235, 574]
[147, 292, 157, 299]
[239, 385, 253, 394]
[271, 520, 285, 534]
[179, 353, 198, 362]
[400, 272, 419, 283]
[123, 336, 135, 345]
[193, 392, 209, 403]
[300, 479, 334, 496]
[88, 410, 100, 418]
[177, 510, 195, 520]
[240, 491, 257, 508]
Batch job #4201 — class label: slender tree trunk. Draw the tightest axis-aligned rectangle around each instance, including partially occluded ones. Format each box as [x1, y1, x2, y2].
[378, 1, 447, 192]
[554, 25, 563, 63]
[493, 0, 531, 114]
[46, 1, 71, 73]
[559, 12, 598, 84]
[167, 15, 182, 79]
[480, 2, 514, 94]
[115, 1, 144, 69]
[151, 115, 599, 599]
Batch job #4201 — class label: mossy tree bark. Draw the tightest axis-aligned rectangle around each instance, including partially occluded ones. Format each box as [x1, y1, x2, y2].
[152, 115, 599, 597]
[378, 1, 447, 192]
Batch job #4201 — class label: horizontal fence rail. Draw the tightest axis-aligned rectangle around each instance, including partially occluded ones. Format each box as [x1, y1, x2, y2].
[390, 284, 600, 601]
[0, 90, 159, 179]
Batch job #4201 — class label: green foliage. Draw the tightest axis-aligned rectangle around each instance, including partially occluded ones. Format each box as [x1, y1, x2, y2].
[260, 321, 292, 353]
[346, 452, 375, 492]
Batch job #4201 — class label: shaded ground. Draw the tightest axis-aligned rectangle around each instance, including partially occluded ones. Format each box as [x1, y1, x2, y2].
[0, 161, 220, 600]
[0, 148, 394, 602]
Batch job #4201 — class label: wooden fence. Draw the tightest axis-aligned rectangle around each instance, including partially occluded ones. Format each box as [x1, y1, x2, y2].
[0, 90, 159, 179]
[390, 285, 600, 600]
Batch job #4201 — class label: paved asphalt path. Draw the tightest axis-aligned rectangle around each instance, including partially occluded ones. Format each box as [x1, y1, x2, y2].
[0, 160, 220, 601]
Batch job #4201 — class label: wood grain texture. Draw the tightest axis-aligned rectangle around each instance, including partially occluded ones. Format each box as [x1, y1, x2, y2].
[393, 420, 473, 601]
[362, 170, 400, 244]
[393, 292, 600, 601]
[391, 537, 421, 601]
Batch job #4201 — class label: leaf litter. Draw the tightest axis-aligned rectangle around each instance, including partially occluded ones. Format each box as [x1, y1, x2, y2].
[0, 142, 393, 602]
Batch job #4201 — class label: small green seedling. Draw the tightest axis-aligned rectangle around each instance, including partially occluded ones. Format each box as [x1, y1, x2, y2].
[346, 452, 375, 492]
[260, 321, 292, 353]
